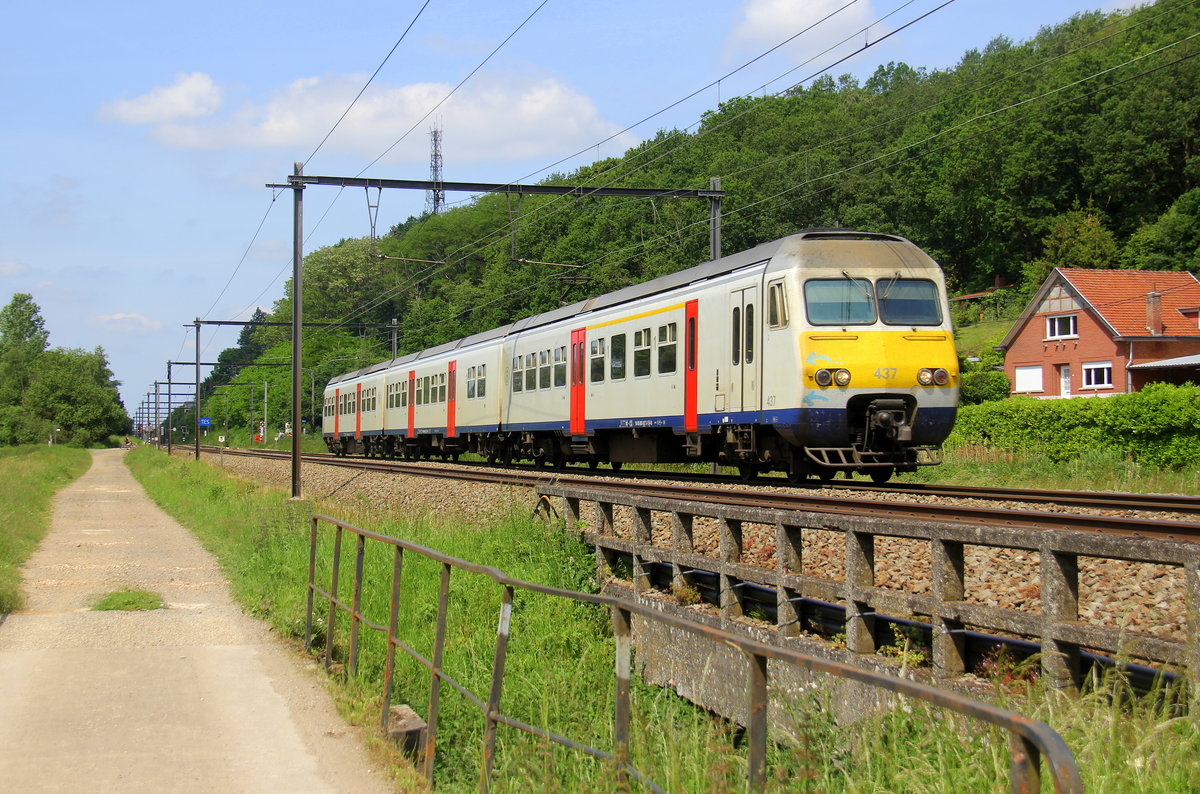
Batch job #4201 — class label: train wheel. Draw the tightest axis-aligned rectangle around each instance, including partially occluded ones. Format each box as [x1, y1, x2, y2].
[610, 461, 623, 471]
[588, 459, 600, 470]
[737, 463, 756, 481]
[814, 465, 836, 484]
[869, 466, 895, 485]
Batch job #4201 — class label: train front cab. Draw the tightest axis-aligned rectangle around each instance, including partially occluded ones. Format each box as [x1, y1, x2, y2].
[773, 234, 959, 481]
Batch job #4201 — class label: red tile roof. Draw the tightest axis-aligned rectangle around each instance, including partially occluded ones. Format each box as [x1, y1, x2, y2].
[1059, 269, 1200, 337]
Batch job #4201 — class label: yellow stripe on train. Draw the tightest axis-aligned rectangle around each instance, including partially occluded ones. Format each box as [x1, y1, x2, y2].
[801, 329, 958, 389]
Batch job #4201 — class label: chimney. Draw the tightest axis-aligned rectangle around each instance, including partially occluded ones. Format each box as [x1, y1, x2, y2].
[1146, 291, 1163, 336]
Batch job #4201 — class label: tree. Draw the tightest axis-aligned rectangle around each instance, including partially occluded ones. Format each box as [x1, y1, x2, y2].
[21, 347, 126, 446]
[1019, 210, 1120, 298]
[0, 293, 50, 408]
[1120, 187, 1200, 271]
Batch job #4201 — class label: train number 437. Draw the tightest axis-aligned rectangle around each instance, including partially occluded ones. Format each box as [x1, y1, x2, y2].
[874, 367, 898, 380]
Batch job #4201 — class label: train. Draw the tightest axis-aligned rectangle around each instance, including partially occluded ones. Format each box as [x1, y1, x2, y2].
[322, 229, 959, 483]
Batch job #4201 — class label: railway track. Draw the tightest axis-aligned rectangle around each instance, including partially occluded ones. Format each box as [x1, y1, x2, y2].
[198, 446, 1200, 542]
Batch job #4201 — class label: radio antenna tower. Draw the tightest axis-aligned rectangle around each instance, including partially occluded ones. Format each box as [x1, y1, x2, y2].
[426, 125, 444, 216]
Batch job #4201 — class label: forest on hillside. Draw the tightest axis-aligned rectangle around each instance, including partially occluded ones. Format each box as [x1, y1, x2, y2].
[196, 0, 1200, 432]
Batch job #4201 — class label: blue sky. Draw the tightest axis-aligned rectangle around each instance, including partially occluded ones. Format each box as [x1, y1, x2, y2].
[0, 0, 1128, 414]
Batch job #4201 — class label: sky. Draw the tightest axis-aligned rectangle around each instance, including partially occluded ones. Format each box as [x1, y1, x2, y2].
[0, 0, 1131, 417]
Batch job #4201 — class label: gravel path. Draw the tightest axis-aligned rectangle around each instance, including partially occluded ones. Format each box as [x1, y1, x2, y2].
[0, 449, 394, 793]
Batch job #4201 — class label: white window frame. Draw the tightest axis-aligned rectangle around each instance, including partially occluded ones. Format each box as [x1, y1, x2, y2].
[1045, 314, 1078, 340]
[1082, 360, 1113, 390]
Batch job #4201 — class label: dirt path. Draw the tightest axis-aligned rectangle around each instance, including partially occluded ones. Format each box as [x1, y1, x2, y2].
[0, 449, 395, 793]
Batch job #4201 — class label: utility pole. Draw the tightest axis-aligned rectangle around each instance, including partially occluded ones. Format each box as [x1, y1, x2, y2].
[290, 161, 304, 496]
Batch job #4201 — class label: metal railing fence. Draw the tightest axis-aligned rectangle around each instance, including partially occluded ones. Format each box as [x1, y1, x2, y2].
[305, 512, 1082, 793]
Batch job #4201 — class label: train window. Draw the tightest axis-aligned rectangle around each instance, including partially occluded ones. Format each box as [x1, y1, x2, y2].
[525, 353, 537, 391]
[610, 334, 626, 380]
[416, 379, 424, 406]
[732, 307, 741, 365]
[478, 364, 486, 398]
[590, 338, 606, 383]
[804, 278, 877, 325]
[768, 281, 789, 328]
[633, 329, 651, 377]
[539, 350, 551, 390]
[512, 356, 523, 392]
[687, 318, 696, 371]
[467, 366, 476, 399]
[438, 372, 447, 403]
[878, 278, 942, 325]
[425, 376, 433, 404]
[401, 383, 408, 408]
[744, 305, 754, 365]
[553, 346, 567, 387]
[658, 323, 677, 374]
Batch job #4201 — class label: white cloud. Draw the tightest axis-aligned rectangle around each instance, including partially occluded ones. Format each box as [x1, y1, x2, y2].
[88, 313, 163, 333]
[120, 71, 636, 165]
[726, 0, 877, 61]
[100, 72, 223, 124]
[0, 260, 27, 278]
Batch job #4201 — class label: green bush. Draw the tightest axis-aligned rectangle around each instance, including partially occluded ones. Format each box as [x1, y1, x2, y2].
[950, 383, 1200, 469]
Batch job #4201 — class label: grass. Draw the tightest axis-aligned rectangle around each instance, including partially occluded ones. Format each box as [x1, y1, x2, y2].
[0, 445, 92, 613]
[125, 445, 1200, 792]
[92, 588, 164, 611]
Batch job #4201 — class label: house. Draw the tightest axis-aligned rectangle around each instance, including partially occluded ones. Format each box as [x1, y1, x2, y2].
[995, 269, 1200, 397]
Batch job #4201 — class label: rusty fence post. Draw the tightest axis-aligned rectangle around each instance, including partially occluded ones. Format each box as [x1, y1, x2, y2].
[1186, 557, 1199, 699]
[380, 546, 404, 733]
[932, 538, 966, 677]
[423, 562, 452, 785]
[305, 516, 318, 653]
[481, 584, 514, 790]
[349, 533, 366, 674]
[746, 651, 768, 792]
[1009, 732, 1041, 793]
[611, 605, 633, 791]
[326, 525, 344, 671]
[719, 518, 744, 619]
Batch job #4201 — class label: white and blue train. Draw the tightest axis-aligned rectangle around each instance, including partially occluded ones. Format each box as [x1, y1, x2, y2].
[322, 230, 959, 482]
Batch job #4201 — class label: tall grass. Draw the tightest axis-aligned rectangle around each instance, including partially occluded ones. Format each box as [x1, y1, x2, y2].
[126, 447, 1200, 792]
[0, 445, 91, 612]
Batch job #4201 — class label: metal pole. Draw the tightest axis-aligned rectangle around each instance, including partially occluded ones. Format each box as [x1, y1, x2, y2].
[291, 161, 304, 498]
[263, 381, 268, 446]
[390, 318, 398, 359]
[194, 319, 201, 460]
[709, 176, 722, 261]
[166, 371, 173, 455]
[154, 383, 160, 447]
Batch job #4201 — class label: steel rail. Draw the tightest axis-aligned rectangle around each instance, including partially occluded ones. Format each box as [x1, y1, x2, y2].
[203, 446, 1200, 541]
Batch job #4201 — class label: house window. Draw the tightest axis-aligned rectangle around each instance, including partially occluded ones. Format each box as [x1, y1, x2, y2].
[1082, 361, 1113, 389]
[1013, 365, 1043, 393]
[1046, 315, 1077, 339]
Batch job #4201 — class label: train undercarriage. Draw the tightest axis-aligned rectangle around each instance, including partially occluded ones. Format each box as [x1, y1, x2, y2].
[325, 419, 941, 484]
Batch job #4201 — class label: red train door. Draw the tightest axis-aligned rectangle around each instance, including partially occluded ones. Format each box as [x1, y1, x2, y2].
[355, 383, 362, 440]
[570, 327, 586, 435]
[406, 370, 416, 438]
[685, 300, 698, 432]
[447, 361, 457, 437]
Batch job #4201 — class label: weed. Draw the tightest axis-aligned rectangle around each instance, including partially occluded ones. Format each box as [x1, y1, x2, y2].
[669, 580, 701, 606]
[92, 588, 164, 611]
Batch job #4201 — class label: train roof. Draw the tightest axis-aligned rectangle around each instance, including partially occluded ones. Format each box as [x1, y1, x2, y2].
[325, 229, 916, 387]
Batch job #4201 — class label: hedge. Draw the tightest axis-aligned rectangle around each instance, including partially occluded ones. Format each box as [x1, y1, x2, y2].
[949, 383, 1200, 470]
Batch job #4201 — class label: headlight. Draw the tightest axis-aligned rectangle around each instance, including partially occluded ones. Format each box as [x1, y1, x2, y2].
[917, 368, 934, 386]
[834, 369, 851, 387]
[814, 369, 833, 387]
[932, 368, 950, 386]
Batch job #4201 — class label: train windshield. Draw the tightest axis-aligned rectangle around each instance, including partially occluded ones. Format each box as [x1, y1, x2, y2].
[804, 278, 877, 325]
[877, 278, 942, 325]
